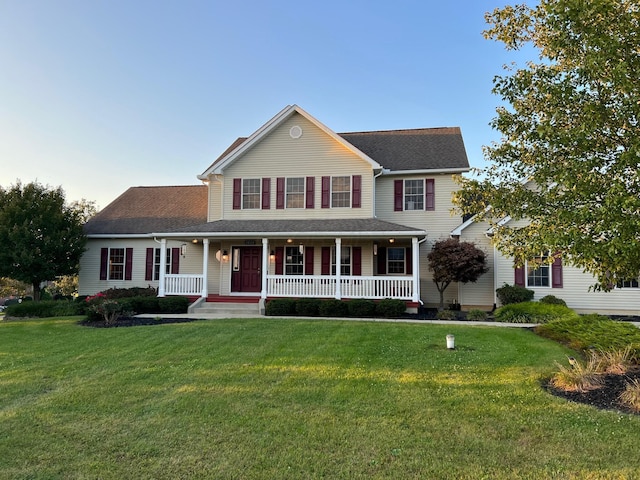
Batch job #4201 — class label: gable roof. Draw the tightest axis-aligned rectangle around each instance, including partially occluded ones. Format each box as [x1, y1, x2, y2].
[198, 104, 381, 178]
[84, 185, 208, 236]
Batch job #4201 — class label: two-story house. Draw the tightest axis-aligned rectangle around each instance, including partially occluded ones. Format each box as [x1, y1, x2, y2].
[80, 105, 470, 314]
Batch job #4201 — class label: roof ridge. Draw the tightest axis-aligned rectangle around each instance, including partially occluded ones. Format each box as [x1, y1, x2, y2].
[339, 127, 461, 135]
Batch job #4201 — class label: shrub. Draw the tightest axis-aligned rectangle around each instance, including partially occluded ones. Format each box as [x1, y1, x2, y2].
[466, 309, 488, 321]
[318, 299, 349, 317]
[539, 295, 567, 306]
[88, 299, 125, 325]
[119, 296, 160, 314]
[158, 296, 189, 314]
[436, 309, 457, 320]
[496, 283, 534, 305]
[494, 302, 577, 324]
[550, 356, 604, 392]
[375, 299, 406, 318]
[295, 298, 321, 317]
[4, 300, 85, 318]
[619, 379, 640, 413]
[347, 299, 376, 317]
[100, 287, 157, 299]
[591, 346, 636, 375]
[265, 298, 296, 316]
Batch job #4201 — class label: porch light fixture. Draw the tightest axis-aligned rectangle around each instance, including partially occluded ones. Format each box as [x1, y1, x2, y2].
[373, 243, 378, 255]
[192, 239, 198, 244]
[299, 244, 304, 254]
[270, 250, 275, 261]
[222, 250, 229, 262]
[389, 238, 395, 244]
[287, 238, 293, 243]
[180, 244, 187, 257]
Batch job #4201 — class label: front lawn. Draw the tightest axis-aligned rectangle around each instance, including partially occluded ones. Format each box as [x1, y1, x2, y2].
[1, 317, 639, 479]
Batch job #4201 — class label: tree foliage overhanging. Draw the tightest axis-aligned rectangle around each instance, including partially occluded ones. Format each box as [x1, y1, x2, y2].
[0, 181, 88, 300]
[454, 0, 640, 290]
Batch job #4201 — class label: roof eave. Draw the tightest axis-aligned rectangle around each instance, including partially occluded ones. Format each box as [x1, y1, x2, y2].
[384, 167, 470, 176]
[154, 229, 426, 238]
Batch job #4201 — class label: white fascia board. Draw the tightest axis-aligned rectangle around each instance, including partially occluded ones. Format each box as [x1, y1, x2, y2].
[87, 234, 153, 239]
[383, 168, 470, 176]
[155, 230, 426, 239]
[485, 215, 512, 235]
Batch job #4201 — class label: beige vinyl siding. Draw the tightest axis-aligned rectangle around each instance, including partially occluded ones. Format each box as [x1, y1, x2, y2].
[208, 180, 223, 221]
[456, 222, 496, 310]
[219, 113, 374, 220]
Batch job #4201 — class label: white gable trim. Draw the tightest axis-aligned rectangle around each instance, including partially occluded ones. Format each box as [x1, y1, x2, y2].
[198, 105, 382, 179]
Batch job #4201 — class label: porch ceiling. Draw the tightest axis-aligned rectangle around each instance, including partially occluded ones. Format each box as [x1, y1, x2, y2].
[155, 218, 426, 239]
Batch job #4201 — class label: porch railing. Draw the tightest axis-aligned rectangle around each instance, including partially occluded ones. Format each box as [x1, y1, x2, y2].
[266, 275, 414, 300]
[164, 274, 203, 296]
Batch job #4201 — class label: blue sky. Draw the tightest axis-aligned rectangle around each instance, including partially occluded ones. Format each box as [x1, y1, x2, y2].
[0, 0, 532, 209]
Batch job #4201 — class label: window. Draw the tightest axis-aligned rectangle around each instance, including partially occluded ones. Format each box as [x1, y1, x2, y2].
[285, 246, 304, 275]
[618, 279, 639, 288]
[332, 176, 351, 208]
[286, 177, 305, 208]
[387, 247, 406, 274]
[404, 180, 424, 210]
[331, 246, 352, 275]
[242, 179, 261, 209]
[109, 248, 125, 280]
[153, 248, 173, 281]
[527, 255, 550, 287]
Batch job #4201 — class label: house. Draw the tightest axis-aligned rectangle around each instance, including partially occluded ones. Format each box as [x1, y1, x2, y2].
[79, 105, 471, 314]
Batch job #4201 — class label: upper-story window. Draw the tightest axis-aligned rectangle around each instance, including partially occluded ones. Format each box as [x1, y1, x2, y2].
[618, 278, 639, 288]
[332, 176, 351, 208]
[286, 177, 305, 208]
[242, 179, 261, 209]
[394, 178, 435, 211]
[404, 180, 424, 210]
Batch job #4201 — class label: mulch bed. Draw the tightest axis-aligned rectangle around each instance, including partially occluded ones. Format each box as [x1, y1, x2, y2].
[545, 368, 640, 415]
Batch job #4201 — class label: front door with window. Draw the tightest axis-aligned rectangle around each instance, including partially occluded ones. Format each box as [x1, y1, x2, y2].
[231, 246, 262, 293]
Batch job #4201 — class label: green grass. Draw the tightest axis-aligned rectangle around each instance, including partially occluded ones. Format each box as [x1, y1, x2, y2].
[1, 317, 640, 479]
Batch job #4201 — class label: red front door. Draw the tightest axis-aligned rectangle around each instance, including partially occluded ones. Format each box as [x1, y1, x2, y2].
[231, 247, 262, 293]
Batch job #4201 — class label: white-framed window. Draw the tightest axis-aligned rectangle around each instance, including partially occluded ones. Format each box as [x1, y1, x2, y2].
[527, 254, 550, 287]
[242, 179, 261, 209]
[404, 179, 424, 210]
[387, 247, 406, 274]
[331, 246, 352, 275]
[332, 176, 351, 208]
[285, 246, 304, 275]
[109, 248, 125, 280]
[618, 278, 639, 288]
[153, 248, 173, 281]
[286, 177, 305, 208]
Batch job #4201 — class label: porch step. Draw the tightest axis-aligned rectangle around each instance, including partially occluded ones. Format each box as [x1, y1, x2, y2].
[190, 301, 261, 317]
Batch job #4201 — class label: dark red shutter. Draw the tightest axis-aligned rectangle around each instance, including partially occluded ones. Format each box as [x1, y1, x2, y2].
[124, 248, 133, 280]
[321, 247, 331, 275]
[377, 247, 387, 274]
[275, 247, 284, 275]
[406, 247, 412, 275]
[352, 247, 361, 276]
[305, 247, 314, 275]
[394, 180, 403, 211]
[306, 176, 314, 209]
[321, 176, 330, 208]
[514, 266, 525, 286]
[352, 175, 361, 208]
[426, 178, 435, 211]
[171, 247, 180, 274]
[552, 256, 563, 288]
[233, 178, 241, 210]
[276, 177, 285, 209]
[100, 248, 108, 280]
[145, 248, 154, 281]
[262, 178, 270, 209]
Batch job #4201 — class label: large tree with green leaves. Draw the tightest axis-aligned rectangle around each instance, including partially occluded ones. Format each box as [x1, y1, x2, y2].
[0, 181, 88, 300]
[454, 1, 640, 290]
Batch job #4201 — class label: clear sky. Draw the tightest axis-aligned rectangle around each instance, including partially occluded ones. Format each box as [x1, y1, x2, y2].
[0, 0, 532, 210]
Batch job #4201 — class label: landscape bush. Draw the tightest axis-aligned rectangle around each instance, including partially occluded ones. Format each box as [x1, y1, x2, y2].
[347, 299, 376, 317]
[539, 295, 567, 306]
[295, 298, 321, 317]
[4, 300, 85, 318]
[496, 283, 534, 305]
[465, 309, 488, 321]
[436, 309, 457, 320]
[158, 296, 190, 314]
[318, 299, 349, 317]
[494, 302, 577, 324]
[265, 298, 297, 316]
[375, 299, 406, 318]
[100, 287, 157, 299]
[620, 379, 640, 413]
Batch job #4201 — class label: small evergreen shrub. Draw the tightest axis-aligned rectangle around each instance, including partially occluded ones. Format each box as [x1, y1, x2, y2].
[158, 296, 189, 314]
[101, 287, 157, 299]
[375, 299, 406, 318]
[265, 298, 296, 316]
[466, 309, 488, 321]
[494, 302, 576, 324]
[496, 283, 534, 305]
[318, 299, 348, 317]
[4, 300, 85, 318]
[539, 295, 567, 306]
[436, 309, 457, 320]
[295, 298, 321, 317]
[347, 299, 376, 317]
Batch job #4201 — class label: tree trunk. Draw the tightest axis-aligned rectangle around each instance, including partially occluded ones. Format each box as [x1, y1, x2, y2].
[32, 281, 41, 301]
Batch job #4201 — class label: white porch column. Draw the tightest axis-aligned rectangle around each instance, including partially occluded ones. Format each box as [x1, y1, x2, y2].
[201, 239, 209, 298]
[335, 238, 342, 299]
[158, 239, 167, 297]
[412, 237, 420, 303]
[261, 238, 268, 299]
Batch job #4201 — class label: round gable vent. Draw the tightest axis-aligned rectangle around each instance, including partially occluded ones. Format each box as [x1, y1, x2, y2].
[289, 125, 303, 139]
